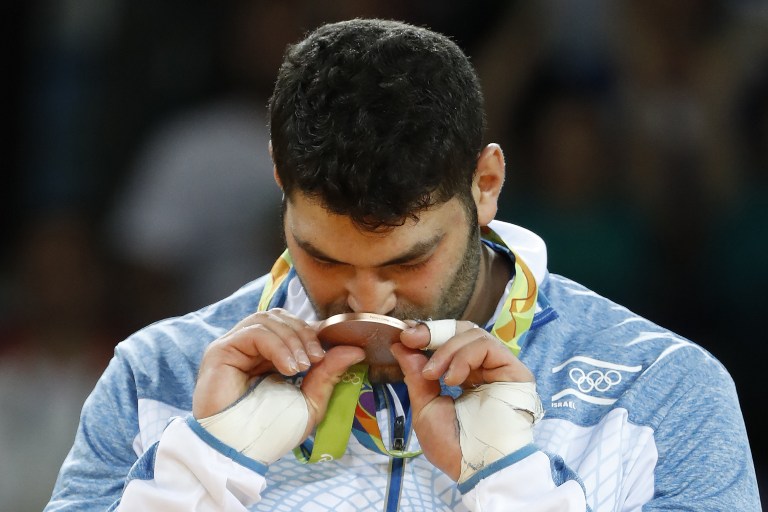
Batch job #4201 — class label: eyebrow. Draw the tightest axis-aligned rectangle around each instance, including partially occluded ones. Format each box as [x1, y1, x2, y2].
[293, 231, 445, 268]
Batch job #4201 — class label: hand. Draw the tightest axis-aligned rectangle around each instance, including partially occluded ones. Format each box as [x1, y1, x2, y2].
[391, 321, 535, 481]
[193, 308, 363, 426]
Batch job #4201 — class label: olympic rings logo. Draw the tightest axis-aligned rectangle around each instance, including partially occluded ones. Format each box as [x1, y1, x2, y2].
[340, 371, 362, 385]
[568, 367, 622, 393]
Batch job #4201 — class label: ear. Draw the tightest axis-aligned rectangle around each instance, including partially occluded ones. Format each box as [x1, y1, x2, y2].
[269, 140, 284, 190]
[273, 165, 283, 190]
[472, 143, 505, 227]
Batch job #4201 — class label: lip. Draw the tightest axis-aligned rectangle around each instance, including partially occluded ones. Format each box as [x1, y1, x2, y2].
[315, 313, 408, 366]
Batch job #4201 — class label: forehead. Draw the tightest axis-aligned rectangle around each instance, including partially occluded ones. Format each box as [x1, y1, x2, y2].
[284, 193, 467, 264]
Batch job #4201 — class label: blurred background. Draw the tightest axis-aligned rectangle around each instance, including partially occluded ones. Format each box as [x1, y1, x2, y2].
[2, 1, 766, 509]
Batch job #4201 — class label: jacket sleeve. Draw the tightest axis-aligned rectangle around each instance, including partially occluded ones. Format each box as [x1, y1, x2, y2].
[636, 349, 761, 511]
[460, 347, 762, 511]
[460, 446, 590, 511]
[44, 346, 268, 511]
[117, 417, 267, 511]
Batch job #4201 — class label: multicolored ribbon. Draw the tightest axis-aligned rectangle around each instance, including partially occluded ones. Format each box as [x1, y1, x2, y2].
[480, 226, 538, 358]
[258, 227, 538, 462]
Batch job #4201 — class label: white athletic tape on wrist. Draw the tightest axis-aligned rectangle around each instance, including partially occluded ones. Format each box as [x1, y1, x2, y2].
[455, 381, 543, 484]
[198, 374, 309, 464]
[423, 319, 457, 350]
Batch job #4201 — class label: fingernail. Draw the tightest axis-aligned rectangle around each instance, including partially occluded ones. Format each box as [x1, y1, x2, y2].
[296, 351, 311, 368]
[287, 357, 299, 373]
[308, 345, 325, 358]
[422, 359, 436, 374]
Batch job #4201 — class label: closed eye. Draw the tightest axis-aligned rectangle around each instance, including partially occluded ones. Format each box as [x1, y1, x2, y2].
[396, 258, 430, 273]
[312, 257, 340, 268]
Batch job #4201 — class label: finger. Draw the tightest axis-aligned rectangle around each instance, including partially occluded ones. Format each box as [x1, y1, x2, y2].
[227, 309, 279, 332]
[391, 342, 462, 480]
[390, 343, 442, 411]
[399, 323, 431, 350]
[300, 345, 366, 429]
[419, 325, 489, 380]
[253, 311, 316, 370]
[443, 339, 534, 386]
[268, 309, 326, 362]
[400, 319, 477, 350]
[234, 310, 321, 372]
[226, 324, 305, 375]
[229, 309, 325, 366]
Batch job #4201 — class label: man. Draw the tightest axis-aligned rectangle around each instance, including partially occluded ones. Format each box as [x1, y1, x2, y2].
[46, 19, 760, 511]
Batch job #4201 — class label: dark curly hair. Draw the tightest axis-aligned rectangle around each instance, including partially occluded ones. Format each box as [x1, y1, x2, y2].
[269, 19, 486, 230]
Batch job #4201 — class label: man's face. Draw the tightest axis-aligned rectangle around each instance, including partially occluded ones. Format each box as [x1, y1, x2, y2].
[283, 192, 481, 382]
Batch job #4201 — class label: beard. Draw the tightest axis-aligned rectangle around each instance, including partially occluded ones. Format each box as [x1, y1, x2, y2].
[299, 216, 481, 383]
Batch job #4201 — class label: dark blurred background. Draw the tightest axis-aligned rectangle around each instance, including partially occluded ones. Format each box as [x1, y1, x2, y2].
[2, 1, 766, 509]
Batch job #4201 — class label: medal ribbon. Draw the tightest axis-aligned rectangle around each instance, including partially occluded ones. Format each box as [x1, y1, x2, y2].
[258, 226, 538, 462]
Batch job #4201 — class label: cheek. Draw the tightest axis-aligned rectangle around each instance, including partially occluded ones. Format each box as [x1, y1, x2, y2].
[402, 282, 440, 310]
[312, 276, 344, 304]
[389, 260, 451, 304]
[293, 260, 348, 304]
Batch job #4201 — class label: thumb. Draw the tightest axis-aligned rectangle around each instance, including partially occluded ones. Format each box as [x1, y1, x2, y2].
[390, 343, 442, 412]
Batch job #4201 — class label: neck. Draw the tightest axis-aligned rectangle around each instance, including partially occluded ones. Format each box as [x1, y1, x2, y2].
[460, 243, 512, 326]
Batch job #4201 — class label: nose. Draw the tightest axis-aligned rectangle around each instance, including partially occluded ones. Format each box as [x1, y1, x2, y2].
[346, 269, 396, 314]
